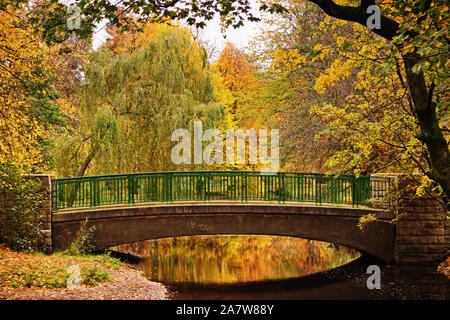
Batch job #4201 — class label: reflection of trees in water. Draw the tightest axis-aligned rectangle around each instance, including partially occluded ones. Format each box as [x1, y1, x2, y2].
[117, 240, 150, 257]
[117, 236, 360, 284]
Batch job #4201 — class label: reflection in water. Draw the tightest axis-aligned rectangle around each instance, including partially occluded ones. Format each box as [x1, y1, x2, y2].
[166, 256, 450, 300]
[117, 235, 359, 284]
[117, 235, 449, 300]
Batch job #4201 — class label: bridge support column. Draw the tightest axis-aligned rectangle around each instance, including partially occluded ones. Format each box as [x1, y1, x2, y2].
[26, 174, 56, 253]
[392, 175, 449, 265]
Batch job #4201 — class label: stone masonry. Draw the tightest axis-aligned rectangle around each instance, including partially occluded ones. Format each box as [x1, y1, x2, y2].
[393, 175, 448, 265]
[371, 173, 448, 265]
[26, 174, 56, 253]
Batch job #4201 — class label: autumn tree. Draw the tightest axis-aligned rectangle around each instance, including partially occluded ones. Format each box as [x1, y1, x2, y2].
[249, 0, 448, 205]
[54, 23, 224, 177]
[249, 2, 342, 172]
[302, 0, 449, 204]
[251, 1, 424, 177]
[0, 5, 66, 171]
[212, 43, 273, 171]
[213, 42, 260, 128]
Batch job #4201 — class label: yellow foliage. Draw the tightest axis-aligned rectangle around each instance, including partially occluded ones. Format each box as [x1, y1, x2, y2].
[0, 6, 58, 169]
[314, 58, 354, 94]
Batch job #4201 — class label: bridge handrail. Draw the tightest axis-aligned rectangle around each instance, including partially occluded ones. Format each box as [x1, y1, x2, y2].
[53, 170, 366, 181]
[51, 171, 393, 212]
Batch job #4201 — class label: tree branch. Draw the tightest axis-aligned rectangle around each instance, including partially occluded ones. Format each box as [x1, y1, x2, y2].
[308, 0, 399, 40]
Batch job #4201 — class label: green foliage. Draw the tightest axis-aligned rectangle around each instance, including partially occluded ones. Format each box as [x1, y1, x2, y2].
[0, 162, 46, 251]
[80, 266, 110, 286]
[357, 213, 377, 232]
[54, 26, 224, 177]
[52, 251, 123, 269]
[90, 253, 123, 270]
[66, 219, 96, 256]
[12, 0, 286, 43]
[5, 267, 67, 288]
[2, 265, 110, 289]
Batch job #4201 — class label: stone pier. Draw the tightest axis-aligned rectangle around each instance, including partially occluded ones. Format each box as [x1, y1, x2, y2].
[393, 176, 448, 265]
[27, 174, 56, 253]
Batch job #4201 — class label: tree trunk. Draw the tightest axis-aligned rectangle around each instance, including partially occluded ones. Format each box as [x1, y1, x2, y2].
[67, 148, 98, 207]
[402, 53, 449, 205]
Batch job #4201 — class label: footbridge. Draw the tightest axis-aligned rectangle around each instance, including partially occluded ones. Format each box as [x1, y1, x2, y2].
[33, 171, 448, 265]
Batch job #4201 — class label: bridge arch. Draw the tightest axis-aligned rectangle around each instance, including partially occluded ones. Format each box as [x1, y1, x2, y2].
[52, 203, 396, 263]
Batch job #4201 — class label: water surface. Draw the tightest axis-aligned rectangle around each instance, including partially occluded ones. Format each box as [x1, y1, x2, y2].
[116, 235, 449, 300]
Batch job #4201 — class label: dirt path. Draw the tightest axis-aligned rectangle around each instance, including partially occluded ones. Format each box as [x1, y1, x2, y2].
[0, 264, 169, 300]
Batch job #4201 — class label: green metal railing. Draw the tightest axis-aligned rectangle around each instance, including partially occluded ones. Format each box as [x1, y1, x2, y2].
[51, 171, 392, 212]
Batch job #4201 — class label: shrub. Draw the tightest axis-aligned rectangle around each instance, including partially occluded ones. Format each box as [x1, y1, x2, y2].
[66, 218, 96, 255]
[357, 213, 377, 231]
[81, 266, 110, 286]
[0, 162, 46, 251]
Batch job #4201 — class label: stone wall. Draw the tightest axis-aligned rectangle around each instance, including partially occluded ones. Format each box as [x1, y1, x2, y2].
[392, 175, 448, 265]
[25, 174, 56, 253]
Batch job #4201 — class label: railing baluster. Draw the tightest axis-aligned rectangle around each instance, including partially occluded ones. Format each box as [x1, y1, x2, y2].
[50, 171, 392, 211]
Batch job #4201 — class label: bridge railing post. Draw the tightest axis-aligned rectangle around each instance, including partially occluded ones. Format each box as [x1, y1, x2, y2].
[51, 180, 58, 212]
[163, 172, 172, 203]
[245, 172, 248, 202]
[240, 172, 244, 203]
[128, 174, 135, 205]
[90, 178, 95, 207]
[278, 172, 285, 204]
[351, 176, 365, 207]
[205, 172, 210, 203]
[351, 176, 356, 206]
[315, 174, 322, 206]
[96, 179, 100, 206]
[168, 173, 173, 203]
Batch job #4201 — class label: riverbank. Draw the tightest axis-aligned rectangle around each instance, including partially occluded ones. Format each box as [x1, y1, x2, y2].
[0, 245, 168, 300]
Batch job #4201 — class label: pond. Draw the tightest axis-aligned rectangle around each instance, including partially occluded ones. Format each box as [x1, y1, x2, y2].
[116, 235, 449, 300]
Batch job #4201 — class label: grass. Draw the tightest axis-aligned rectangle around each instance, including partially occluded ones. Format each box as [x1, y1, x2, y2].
[0, 245, 123, 289]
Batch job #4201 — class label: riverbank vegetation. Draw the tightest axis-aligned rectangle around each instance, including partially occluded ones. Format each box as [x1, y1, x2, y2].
[0, 244, 168, 299]
[0, 245, 120, 289]
[0, 162, 46, 252]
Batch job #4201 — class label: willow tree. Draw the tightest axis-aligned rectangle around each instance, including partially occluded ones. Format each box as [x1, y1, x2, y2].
[54, 25, 224, 177]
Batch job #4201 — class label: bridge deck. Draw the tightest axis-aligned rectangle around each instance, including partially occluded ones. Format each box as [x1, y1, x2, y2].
[57, 200, 362, 211]
[54, 200, 391, 219]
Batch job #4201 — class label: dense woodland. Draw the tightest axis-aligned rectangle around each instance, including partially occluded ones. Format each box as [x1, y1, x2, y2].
[0, 1, 449, 248]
